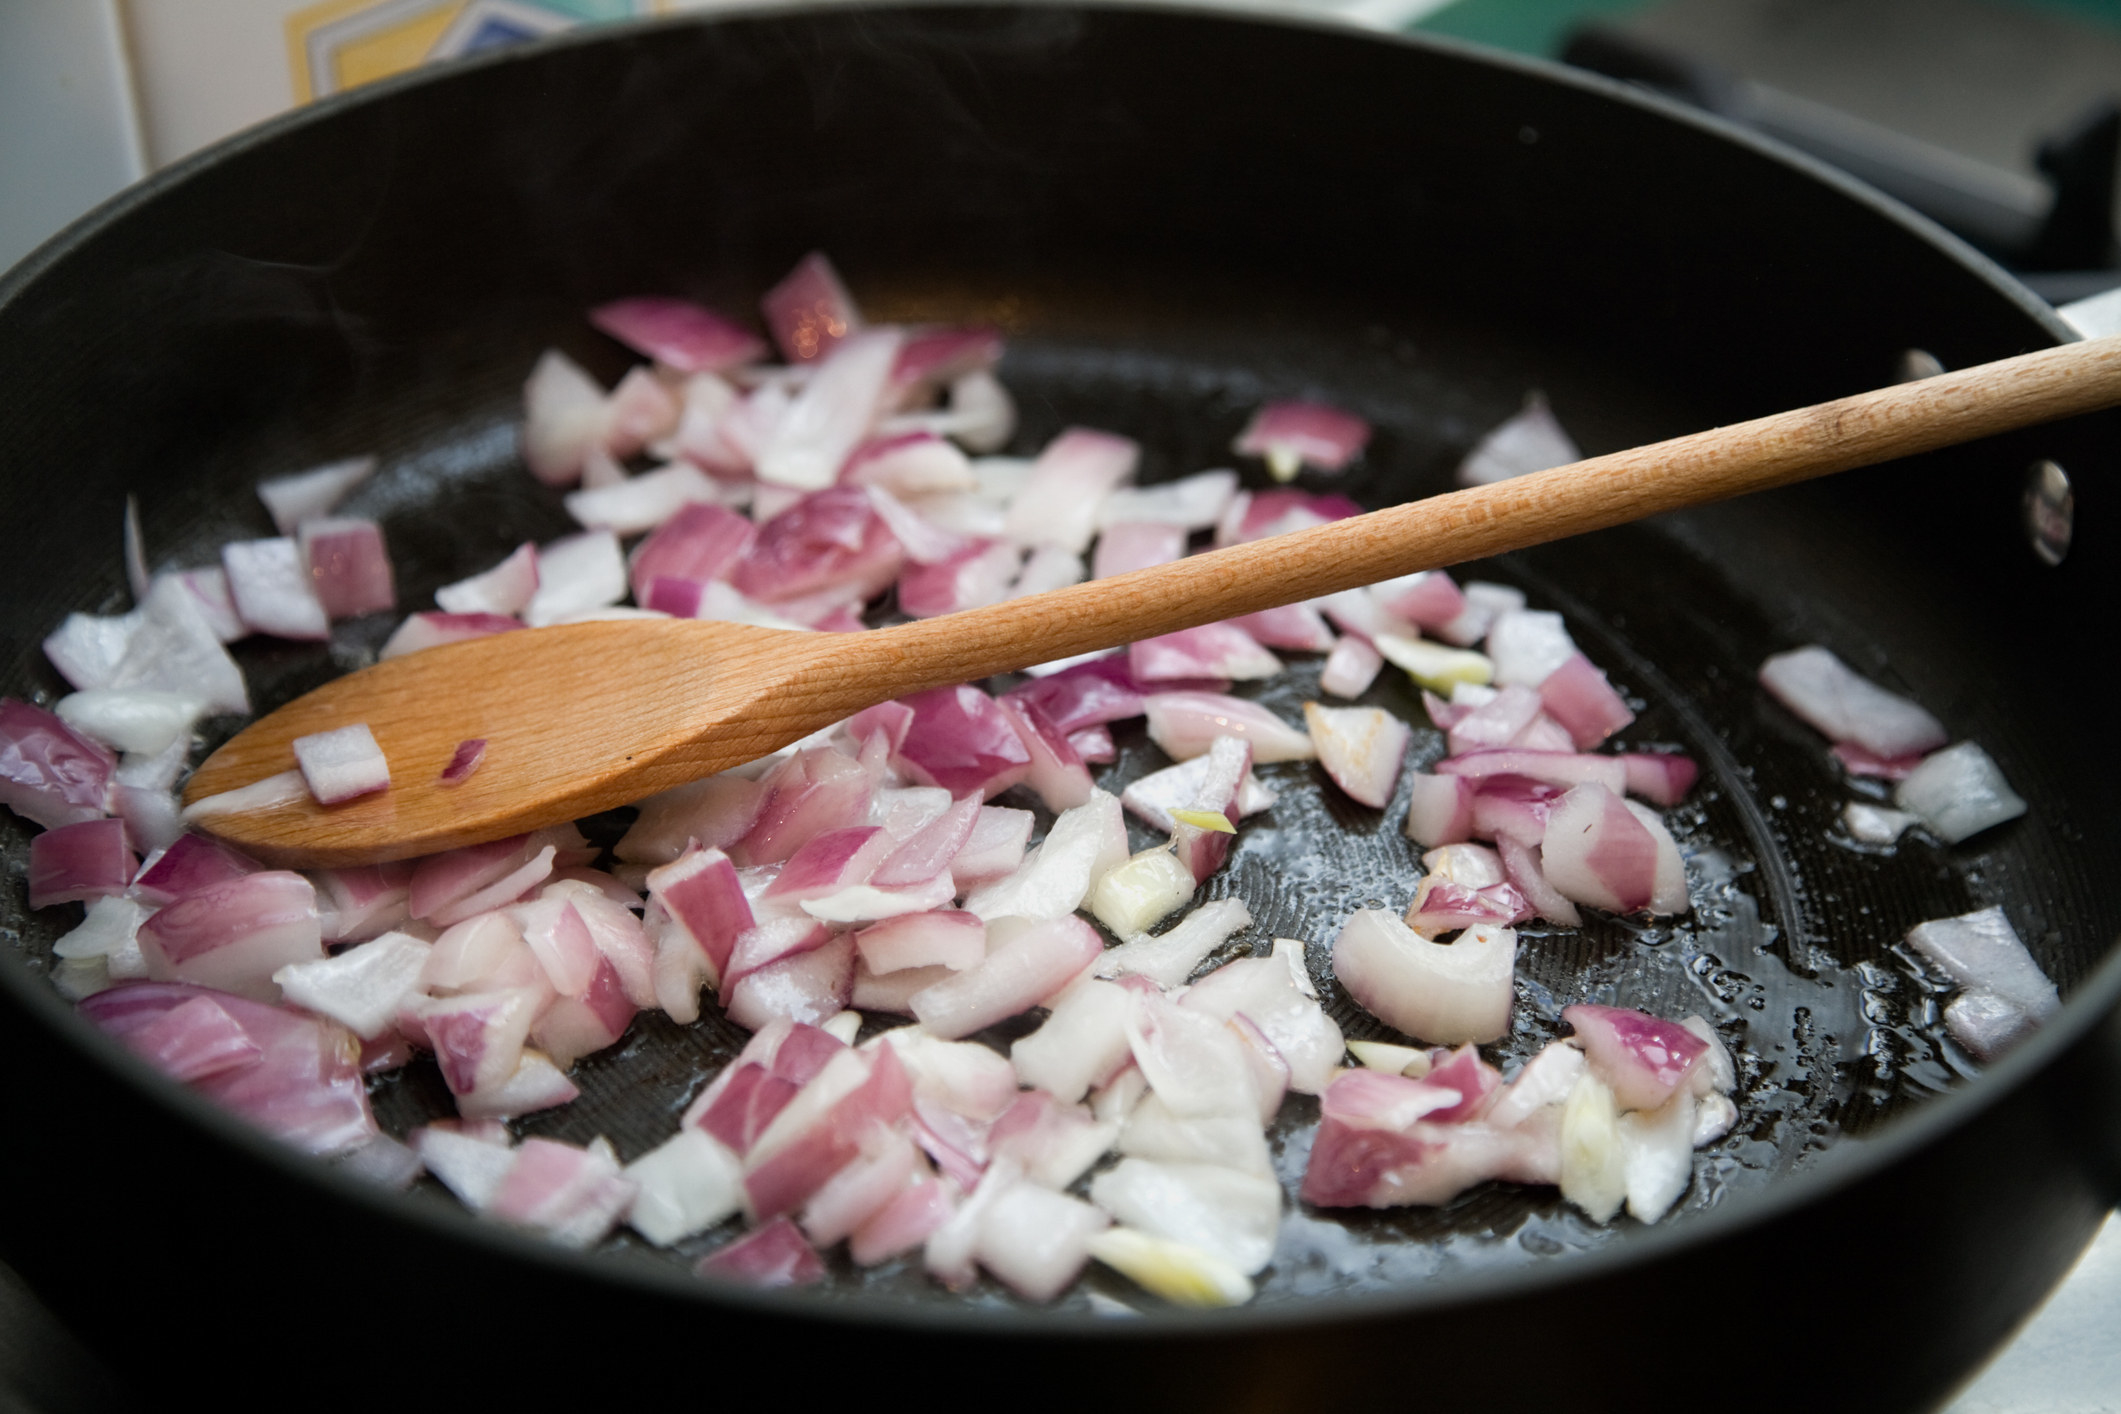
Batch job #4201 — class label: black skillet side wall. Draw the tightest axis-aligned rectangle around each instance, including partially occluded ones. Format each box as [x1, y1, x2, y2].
[1, 8, 2117, 1410]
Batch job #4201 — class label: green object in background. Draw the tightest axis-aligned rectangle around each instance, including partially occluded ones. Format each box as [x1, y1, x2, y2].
[1411, 0, 1659, 56]
[1414, 0, 2121, 56]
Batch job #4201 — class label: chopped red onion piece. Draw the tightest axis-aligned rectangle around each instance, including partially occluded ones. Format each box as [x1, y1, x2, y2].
[486, 1136, 638, 1249]
[27, 817, 135, 909]
[1313, 587, 1418, 646]
[762, 252, 863, 363]
[871, 794, 982, 887]
[1621, 752, 1699, 807]
[647, 845, 753, 998]
[111, 783, 182, 857]
[1562, 1004, 1710, 1112]
[1436, 749, 1628, 795]
[1456, 392, 1580, 486]
[1213, 488, 1362, 546]
[524, 529, 626, 626]
[1096, 470, 1240, 531]
[1003, 654, 1147, 734]
[137, 870, 323, 1002]
[1843, 800, 1919, 844]
[1234, 400, 1370, 480]
[421, 985, 542, 1101]
[438, 738, 486, 786]
[1010, 543, 1085, 599]
[1369, 570, 1467, 632]
[1757, 645, 1949, 758]
[81, 982, 377, 1154]
[1332, 910, 1516, 1045]
[298, 518, 396, 619]
[1303, 703, 1410, 809]
[998, 696, 1094, 812]
[1537, 652, 1635, 748]
[1318, 635, 1384, 699]
[162, 568, 246, 644]
[725, 932, 857, 1030]
[975, 1180, 1110, 1301]
[897, 539, 1021, 618]
[1069, 725, 1116, 763]
[855, 910, 986, 975]
[1004, 429, 1139, 554]
[292, 723, 390, 805]
[257, 456, 377, 535]
[624, 1128, 745, 1246]
[132, 829, 261, 905]
[626, 501, 753, 604]
[1443, 683, 1541, 755]
[590, 296, 766, 372]
[602, 367, 681, 459]
[1405, 876, 1530, 935]
[1131, 624, 1281, 683]
[865, 485, 972, 565]
[894, 685, 1033, 799]
[734, 746, 875, 865]
[223, 537, 330, 640]
[1230, 603, 1336, 654]
[909, 915, 1104, 1040]
[1496, 835, 1582, 926]
[378, 610, 524, 659]
[1120, 752, 1276, 833]
[1166, 735, 1251, 883]
[0, 698, 116, 829]
[1402, 772, 1474, 848]
[891, 325, 1003, 399]
[1539, 783, 1668, 914]
[699, 1215, 828, 1287]
[1894, 741, 2026, 843]
[950, 805, 1034, 887]
[1831, 741, 1925, 780]
[734, 485, 903, 604]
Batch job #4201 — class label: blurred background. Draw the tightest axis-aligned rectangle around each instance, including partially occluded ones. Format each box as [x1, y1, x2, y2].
[3, 2, 2119, 1410]
[13, 0, 2121, 298]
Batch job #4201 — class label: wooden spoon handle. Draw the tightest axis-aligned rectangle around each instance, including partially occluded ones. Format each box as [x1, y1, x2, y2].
[863, 335, 2121, 691]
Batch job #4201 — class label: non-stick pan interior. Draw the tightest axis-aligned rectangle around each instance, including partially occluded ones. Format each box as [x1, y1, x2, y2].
[2, 4, 2116, 1316]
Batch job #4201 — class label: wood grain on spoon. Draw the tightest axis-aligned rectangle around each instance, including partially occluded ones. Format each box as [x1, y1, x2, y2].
[186, 335, 2121, 866]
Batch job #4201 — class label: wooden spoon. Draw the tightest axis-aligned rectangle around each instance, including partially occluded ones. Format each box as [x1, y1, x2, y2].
[185, 335, 2121, 866]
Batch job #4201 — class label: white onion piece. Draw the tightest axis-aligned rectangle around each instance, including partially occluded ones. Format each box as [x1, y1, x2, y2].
[53, 895, 150, 961]
[415, 1126, 518, 1211]
[54, 688, 205, 756]
[864, 484, 972, 566]
[378, 610, 524, 659]
[908, 915, 1103, 1040]
[563, 462, 725, 536]
[624, 1128, 745, 1245]
[1433, 579, 1527, 648]
[42, 609, 141, 692]
[1331, 910, 1515, 1045]
[1373, 632, 1493, 693]
[1312, 587, 1417, 645]
[1403, 772, 1474, 848]
[433, 541, 540, 617]
[1088, 1227, 1254, 1308]
[1456, 392, 1579, 487]
[1096, 469, 1239, 530]
[1319, 635, 1384, 698]
[963, 789, 1127, 923]
[1302, 702, 1409, 809]
[854, 910, 985, 974]
[258, 456, 376, 534]
[1620, 1090, 1697, 1224]
[988, 1092, 1120, 1189]
[1233, 603, 1337, 653]
[1558, 1073, 1626, 1222]
[1123, 987, 1260, 1120]
[222, 537, 330, 641]
[1121, 752, 1276, 833]
[1093, 521, 1187, 579]
[1088, 848, 1198, 938]
[1097, 898, 1254, 990]
[1088, 1159, 1281, 1276]
[1004, 429, 1138, 553]
[1906, 906, 2057, 1059]
[843, 432, 977, 497]
[1144, 691, 1314, 763]
[754, 328, 903, 490]
[1010, 977, 1136, 1103]
[292, 723, 390, 805]
[273, 930, 431, 1039]
[1370, 570, 1467, 632]
[1119, 1097, 1271, 1176]
[182, 768, 307, 822]
[522, 350, 611, 486]
[1757, 645, 1948, 758]
[1485, 609, 1577, 688]
[1010, 544, 1088, 601]
[1893, 741, 2026, 843]
[1180, 955, 1344, 1095]
[1485, 1039, 1587, 1131]
[524, 530, 626, 626]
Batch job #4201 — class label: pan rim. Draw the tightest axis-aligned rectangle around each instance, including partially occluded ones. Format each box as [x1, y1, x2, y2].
[0, 0, 2110, 1339]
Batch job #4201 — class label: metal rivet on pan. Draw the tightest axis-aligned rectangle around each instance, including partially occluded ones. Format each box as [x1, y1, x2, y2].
[2023, 459, 2073, 566]
[1897, 348, 1946, 382]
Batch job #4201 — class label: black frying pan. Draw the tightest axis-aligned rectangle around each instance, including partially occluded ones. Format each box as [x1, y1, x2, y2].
[3, 7, 2119, 1410]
